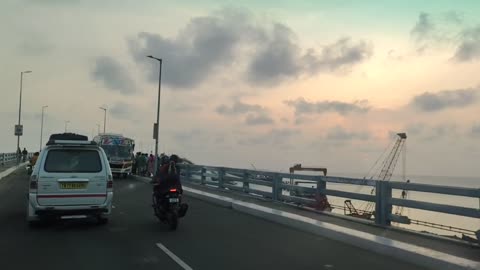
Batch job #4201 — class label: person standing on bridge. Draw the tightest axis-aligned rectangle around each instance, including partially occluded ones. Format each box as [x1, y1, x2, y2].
[148, 154, 155, 177]
[22, 148, 28, 162]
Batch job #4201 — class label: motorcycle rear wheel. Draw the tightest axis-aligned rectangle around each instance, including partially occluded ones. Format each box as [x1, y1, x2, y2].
[166, 212, 178, 231]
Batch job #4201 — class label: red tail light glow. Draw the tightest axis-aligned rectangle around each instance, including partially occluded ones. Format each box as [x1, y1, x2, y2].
[169, 188, 177, 192]
[107, 174, 113, 189]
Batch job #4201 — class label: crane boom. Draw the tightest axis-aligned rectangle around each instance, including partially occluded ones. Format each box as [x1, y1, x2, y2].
[377, 133, 407, 181]
[345, 132, 407, 219]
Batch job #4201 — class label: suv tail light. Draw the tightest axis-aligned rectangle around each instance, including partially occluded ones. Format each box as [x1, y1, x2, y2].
[169, 188, 177, 192]
[107, 174, 113, 190]
[30, 175, 38, 191]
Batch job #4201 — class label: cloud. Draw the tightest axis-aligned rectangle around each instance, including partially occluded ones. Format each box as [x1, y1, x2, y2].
[216, 100, 265, 115]
[109, 102, 132, 119]
[129, 8, 372, 88]
[427, 125, 456, 139]
[471, 124, 480, 137]
[444, 11, 464, 25]
[18, 38, 54, 56]
[169, 103, 202, 113]
[325, 126, 370, 141]
[411, 12, 435, 42]
[238, 128, 300, 146]
[410, 88, 479, 112]
[91, 56, 136, 95]
[247, 30, 373, 85]
[246, 23, 302, 85]
[129, 8, 261, 89]
[453, 26, 480, 62]
[216, 100, 274, 126]
[404, 122, 459, 140]
[173, 129, 203, 142]
[310, 37, 373, 72]
[284, 97, 370, 116]
[405, 123, 425, 136]
[28, 0, 81, 4]
[245, 114, 274, 125]
[409, 11, 480, 60]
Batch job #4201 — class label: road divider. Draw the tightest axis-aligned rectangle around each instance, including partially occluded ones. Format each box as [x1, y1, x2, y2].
[0, 163, 28, 181]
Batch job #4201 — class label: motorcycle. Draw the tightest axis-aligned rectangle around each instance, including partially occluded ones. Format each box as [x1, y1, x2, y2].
[26, 164, 33, 175]
[152, 186, 188, 230]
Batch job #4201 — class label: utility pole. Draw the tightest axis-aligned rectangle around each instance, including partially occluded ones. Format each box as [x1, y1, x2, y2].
[147, 55, 163, 177]
[40, 105, 48, 151]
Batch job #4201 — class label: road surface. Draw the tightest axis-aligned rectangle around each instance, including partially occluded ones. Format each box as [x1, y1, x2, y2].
[0, 168, 427, 270]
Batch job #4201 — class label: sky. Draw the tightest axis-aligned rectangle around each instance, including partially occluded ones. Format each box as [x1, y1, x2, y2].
[1, 0, 480, 178]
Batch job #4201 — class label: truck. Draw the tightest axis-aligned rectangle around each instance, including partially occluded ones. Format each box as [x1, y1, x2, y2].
[93, 133, 135, 178]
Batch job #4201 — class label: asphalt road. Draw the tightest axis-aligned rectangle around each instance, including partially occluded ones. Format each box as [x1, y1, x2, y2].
[0, 168, 427, 270]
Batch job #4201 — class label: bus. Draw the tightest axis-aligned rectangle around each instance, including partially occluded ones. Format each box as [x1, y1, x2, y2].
[93, 133, 135, 178]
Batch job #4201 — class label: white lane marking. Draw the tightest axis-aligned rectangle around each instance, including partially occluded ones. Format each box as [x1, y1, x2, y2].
[156, 243, 193, 270]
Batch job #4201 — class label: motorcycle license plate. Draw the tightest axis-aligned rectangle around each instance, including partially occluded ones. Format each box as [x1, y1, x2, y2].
[169, 198, 179, 203]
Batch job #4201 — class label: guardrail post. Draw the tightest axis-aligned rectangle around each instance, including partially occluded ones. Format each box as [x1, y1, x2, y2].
[375, 181, 382, 225]
[201, 167, 206, 185]
[375, 181, 392, 226]
[218, 167, 225, 189]
[243, 170, 250, 193]
[183, 166, 191, 183]
[316, 176, 326, 197]
[384, 182, 392, 226]
[272, 174, 281, 201]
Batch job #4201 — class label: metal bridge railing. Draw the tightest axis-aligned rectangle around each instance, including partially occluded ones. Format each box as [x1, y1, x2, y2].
[179, 164, 480, 229]
[1, 152, 34, 166]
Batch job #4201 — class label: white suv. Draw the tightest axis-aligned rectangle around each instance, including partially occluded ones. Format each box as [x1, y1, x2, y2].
[27, 134, 113, 226]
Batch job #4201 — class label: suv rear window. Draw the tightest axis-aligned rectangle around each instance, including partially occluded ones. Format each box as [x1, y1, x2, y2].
[44, 149, 102, 173]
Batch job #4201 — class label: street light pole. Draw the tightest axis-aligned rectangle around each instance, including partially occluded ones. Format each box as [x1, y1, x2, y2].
[64, 120, 70, 132]
[40, 105, 48, 151]
[99, 107, 107, 134]
[17, 70, 32, 164]
[147, 55, 162, 177]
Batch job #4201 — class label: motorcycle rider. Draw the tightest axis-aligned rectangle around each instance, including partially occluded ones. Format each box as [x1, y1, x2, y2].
[30, 152, 40, 166]
[152, 154, 187, 217]
[153, 154, 182, 195]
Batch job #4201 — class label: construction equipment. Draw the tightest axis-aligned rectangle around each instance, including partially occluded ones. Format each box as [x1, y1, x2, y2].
[289, 164, 331, 212]
[289, 164, 327, 176]
[345, 132, 407, 219]
[344, 200, 372, 219]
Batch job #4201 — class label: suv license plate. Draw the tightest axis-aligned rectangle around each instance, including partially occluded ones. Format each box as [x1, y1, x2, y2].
[169, 198, 179, 203]
[60, 183, 87, 189]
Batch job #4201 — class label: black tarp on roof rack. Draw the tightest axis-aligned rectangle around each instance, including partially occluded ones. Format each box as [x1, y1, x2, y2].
[48, 133, 88, 142]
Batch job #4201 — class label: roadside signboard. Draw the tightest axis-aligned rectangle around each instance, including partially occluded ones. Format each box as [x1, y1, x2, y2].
[14, 125, 23, 136]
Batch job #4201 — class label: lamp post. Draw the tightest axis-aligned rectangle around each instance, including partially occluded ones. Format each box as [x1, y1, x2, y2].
[16, 70, 32, 164]
[99, 107, 107, 134]
[147, 55, 162, 177]
[40, 105, 48, 151]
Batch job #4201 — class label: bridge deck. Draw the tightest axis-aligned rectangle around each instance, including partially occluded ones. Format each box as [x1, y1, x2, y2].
[181, 181, 480, 262]
[0, 168, 426, 270]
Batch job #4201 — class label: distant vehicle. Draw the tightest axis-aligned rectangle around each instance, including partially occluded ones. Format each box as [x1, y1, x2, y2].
[93, 133, 135, 178]
[27, 133, 113, 226]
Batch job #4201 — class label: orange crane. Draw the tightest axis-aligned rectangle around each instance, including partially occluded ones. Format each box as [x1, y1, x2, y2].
[289, 164, 331, 212]
[345, 132, 407, 219]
